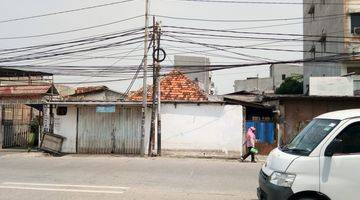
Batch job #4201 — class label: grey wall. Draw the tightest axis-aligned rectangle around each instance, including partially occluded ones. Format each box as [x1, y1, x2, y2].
[233, 64, 303, 93]
[174, 55, 212, 94]
[70, 90, 123, 101]
[234, 78, 273, 93]
[303, 0, 346, 93]
[302, 0, 360, 93]
[270, 64, 303, 88]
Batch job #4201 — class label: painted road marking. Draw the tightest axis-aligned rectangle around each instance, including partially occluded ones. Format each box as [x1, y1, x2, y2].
[3, 182, 129, 190]
[0, 186, 125, 194]
[0, 182, 129, 194]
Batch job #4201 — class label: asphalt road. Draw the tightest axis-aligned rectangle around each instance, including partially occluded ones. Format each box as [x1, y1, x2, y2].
[0, 152, 262, 200]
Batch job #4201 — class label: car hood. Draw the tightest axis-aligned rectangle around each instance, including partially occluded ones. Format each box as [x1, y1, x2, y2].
[262, 148, 300, 175]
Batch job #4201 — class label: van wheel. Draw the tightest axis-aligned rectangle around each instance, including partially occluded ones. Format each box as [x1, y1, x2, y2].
[291, 192, 329, 200]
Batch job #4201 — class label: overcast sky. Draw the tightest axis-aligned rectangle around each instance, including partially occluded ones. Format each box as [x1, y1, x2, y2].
[0, 0, 303, 94]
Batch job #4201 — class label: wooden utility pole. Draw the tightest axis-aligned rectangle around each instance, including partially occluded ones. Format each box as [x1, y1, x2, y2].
[140, 0, 149, 157]
[149, 16, 157, 156]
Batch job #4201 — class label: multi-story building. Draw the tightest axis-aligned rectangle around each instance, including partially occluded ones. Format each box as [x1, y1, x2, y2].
[303, 0, 360, 93]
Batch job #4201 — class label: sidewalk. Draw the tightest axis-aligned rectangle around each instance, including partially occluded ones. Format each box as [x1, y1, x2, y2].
[162, 149, 267, 162]
[0, 148, 267, 162]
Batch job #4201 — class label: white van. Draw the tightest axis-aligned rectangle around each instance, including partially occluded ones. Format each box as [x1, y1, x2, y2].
[257, 109, 360, 200]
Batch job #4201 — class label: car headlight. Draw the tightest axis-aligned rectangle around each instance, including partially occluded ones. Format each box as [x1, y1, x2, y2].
[269, 172, 296, 187]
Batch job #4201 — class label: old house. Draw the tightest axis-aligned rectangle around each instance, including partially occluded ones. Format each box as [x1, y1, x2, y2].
[49, 70, 244, 156]
[0, 67, 57, 149]
[130, 70, 243, 156]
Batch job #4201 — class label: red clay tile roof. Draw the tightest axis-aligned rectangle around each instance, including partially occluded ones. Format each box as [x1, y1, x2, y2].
[0, 85, 56, 97]
[129, 70, 208, 101]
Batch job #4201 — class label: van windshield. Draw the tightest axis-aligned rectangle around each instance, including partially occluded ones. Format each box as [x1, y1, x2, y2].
[281, 118, 340, 156]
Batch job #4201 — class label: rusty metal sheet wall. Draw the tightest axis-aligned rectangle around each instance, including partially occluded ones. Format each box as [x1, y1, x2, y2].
[282, 99, 360, 144]
[77, 106, 142, 154]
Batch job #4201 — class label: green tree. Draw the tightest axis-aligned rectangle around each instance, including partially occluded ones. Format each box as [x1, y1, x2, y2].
[276, 75, 303, 94]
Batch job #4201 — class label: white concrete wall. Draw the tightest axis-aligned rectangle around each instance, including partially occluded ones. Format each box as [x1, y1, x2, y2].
[53, 106, 77, 153]
[161, 103, 243, 154]
[309, 76, 354, 96]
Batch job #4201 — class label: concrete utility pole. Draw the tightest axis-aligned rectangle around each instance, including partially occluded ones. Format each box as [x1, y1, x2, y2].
[149, 18, 162, 156]
[156, 22, 162, 156]
[140, 0, 150, 157]
[149, 16, 157, 156]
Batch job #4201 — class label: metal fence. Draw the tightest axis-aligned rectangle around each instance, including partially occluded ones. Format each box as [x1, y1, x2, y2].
[3, 122, 30, 148]
[1, 104, 33, 148]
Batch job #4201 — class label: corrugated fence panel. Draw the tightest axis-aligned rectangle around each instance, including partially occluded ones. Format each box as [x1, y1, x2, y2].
[77, 106, 142, 154]
[78, 106, 114, 154]
[114, 107, 142, 154]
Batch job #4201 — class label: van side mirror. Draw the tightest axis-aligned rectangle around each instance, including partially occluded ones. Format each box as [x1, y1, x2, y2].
[325, 138, 343, 157]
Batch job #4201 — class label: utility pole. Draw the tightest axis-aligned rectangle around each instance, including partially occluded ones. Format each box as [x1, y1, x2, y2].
[149, 16, 157, 156]
[156, 22, 162, 156]
[140, 0, 149, 157]
[149, 19, 162, 156]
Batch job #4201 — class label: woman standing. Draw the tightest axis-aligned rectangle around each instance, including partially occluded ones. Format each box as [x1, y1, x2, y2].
[241, 127, 257, 163]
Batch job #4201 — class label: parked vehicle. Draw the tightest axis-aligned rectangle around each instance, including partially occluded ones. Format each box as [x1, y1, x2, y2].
[257, 109, 360, 200]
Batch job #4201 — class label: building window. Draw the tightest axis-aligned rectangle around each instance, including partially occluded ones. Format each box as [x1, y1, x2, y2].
[56, 107, 67, 116]
[282, 74, 286, 80]
[321, 0, 325, 4]
[351, 13, 360, 34]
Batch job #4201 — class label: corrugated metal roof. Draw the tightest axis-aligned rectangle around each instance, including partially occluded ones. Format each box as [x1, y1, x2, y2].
[73, 86, 108, 95]
[0, 85, 57, 97]
[46, 101, 142, 105]
[264, 94, 360, 100]
[0, 67, 52, 77]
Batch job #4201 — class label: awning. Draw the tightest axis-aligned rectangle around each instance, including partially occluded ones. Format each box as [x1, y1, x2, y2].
[0, 85, 58, 104]
[0, 67, 52, 77]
